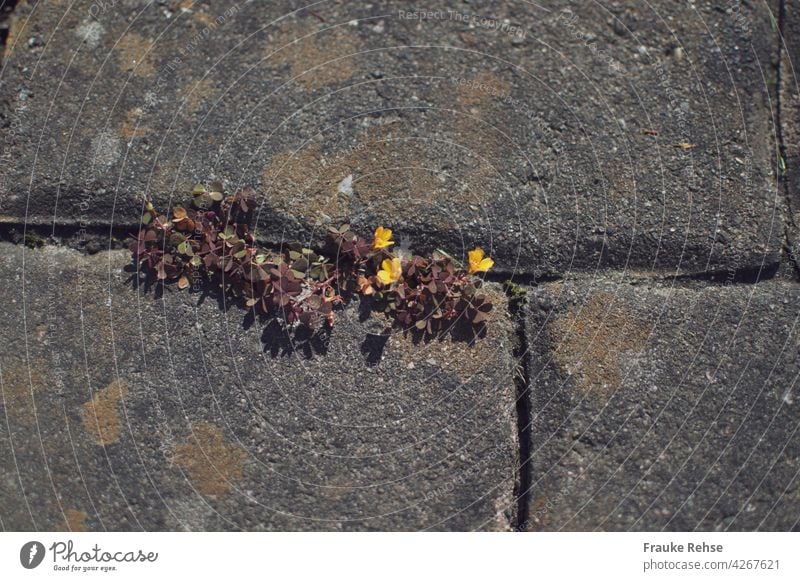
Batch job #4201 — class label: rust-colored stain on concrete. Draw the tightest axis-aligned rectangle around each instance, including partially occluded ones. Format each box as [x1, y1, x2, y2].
[115, 33, 156, 76]
[261, 123, 453, 223]
[342, 125, 442, 208]
[57, 508, 88, 532]
[448, 72, 514, 196]
[262, 143, 350, 222]
[549, 292, 650, 398]
[182, 78, 216, 115]
[118, 107, 150, 140]
[82, 379, 129, 446]
[456, 71, 511, 110]
[527, 495, 552, 530]
[173, 422, 246, 498]
[0, 360, 48, 423]
[177, 0, 213, 26]
[266, 24, 360, 90]
[2, 4, 30, 58]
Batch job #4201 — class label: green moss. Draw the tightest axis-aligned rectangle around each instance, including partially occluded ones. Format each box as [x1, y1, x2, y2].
[24, 231, 44, 249]
[502, 280, 528, 313]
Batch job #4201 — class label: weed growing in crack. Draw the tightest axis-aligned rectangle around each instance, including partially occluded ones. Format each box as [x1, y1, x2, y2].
[130, 182, 495, 338]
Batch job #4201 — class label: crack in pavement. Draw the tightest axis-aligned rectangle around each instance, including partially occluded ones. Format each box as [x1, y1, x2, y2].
[777, 0, 800, 278]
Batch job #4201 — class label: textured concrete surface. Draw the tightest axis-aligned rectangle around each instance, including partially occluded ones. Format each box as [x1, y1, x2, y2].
[780, 0, 800, 272]
[0, 0, 785, 275]
[524, 275, 800, 531]
[0, 243, 518, 530]
[1, 0, 799, 534]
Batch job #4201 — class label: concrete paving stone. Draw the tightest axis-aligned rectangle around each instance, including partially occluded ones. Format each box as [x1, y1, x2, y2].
[0, 243, 518, 530]
[780, 0, 800, 273]
[0, 0, 785, 275]
[524, 275, 800, 531]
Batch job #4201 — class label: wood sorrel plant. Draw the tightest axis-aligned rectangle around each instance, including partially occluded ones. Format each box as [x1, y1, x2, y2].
[130, 183, 495, 336]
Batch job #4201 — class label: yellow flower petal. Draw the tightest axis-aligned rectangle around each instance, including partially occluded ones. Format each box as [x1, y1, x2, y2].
[468, 247, 485, 264]
[377, 257, 402, 285]
[468, 247, 493, 273]
[372, 226, 395, 250]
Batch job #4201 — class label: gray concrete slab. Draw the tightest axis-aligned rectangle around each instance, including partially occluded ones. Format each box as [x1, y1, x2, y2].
[524, 275, 800, 531]
[780, 0, 800, 272]
[0, 0, 784, 275]
[0, 243, 518, 530]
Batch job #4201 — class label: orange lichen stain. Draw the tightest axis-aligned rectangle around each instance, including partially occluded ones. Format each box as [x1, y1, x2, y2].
[458, 31, 478, 47]
[118, 108, 150, 140]
[115, 33, 156, 76]
[448, 72, 513, 190]
[341, 125, 442, 208]
[261, 142, 350, 221]
[193, 11, 215, 27]
[460, 156, 505, 203]
[549, 292, 650, 399]
[182, 78, 216, 115]
[0, 360, 48, 423]
[57, 508, 88, 532]
[3, 5, 29, 58]
[265, 24, 360, 90]
[173, 422, 246, 498]
[82, 380, 129, 446]
[456, 71, 511, 110]
[175, 0, 209, 24]
[262, 122, 470, 223]
[526, 495, 552, 530]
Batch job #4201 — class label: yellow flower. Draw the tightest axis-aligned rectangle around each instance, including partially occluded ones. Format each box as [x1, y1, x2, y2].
[377, 257, 402, 285]
[468, 247, 494, 274]
[372, 226, 394, 250]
